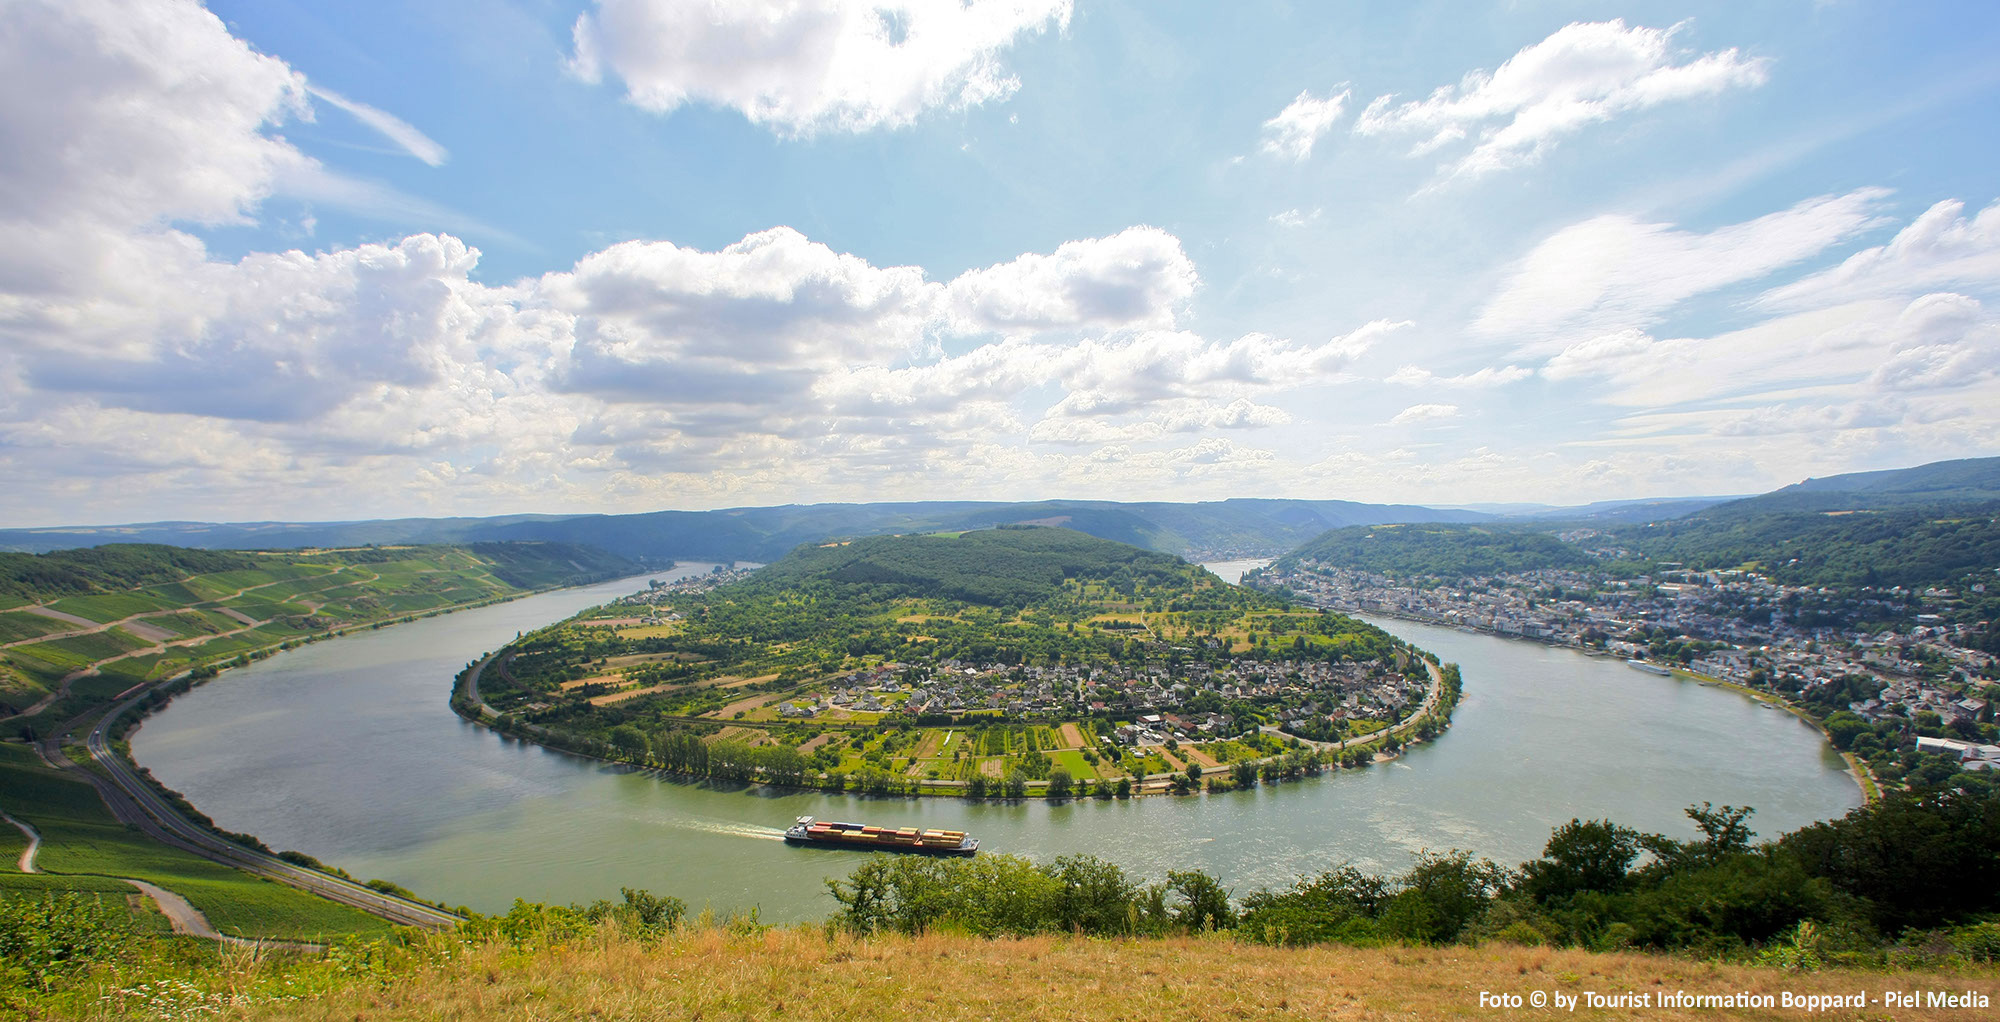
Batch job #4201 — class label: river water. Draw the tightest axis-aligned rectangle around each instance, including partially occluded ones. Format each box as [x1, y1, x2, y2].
[130, 565, 1861, 922]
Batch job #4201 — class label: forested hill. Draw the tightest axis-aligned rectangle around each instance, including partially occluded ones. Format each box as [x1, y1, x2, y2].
[1707, 455, 2000, 516]
[1271, 524, 1593, 578]
[0, 545, 255, 604]
[1268, 510, 2000, 592]
[737, 526, 1280, 610]
[0, 541, 638, 607]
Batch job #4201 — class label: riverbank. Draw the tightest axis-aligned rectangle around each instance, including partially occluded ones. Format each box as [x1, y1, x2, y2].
[449, 635, 1459, 800]
[1313, 600, 1877, 803]
[1671, 666, 1883, 802]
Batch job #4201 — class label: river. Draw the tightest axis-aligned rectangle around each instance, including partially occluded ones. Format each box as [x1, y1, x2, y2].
[129, 565, 1861, 922]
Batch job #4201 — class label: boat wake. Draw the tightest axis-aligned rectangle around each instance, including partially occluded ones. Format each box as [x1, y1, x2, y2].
[674, 819, 787, 841]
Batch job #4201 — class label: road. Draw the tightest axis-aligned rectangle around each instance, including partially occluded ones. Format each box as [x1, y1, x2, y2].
[35, 693, 461, 930]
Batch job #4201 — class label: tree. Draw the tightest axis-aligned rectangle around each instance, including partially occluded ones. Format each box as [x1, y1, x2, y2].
[1519, 819, 1640, 905]
[1823, 711, 1869, 751]
[1045, 768, 1074, 800]
[1003, 771, 1028, 799]
[1114, 777, 1132, 798]
[609, 725, 649, 760]
[966, 775, 989, 800]
[1185, 762, 1202, 784]
[1166, 870, 1234, 931]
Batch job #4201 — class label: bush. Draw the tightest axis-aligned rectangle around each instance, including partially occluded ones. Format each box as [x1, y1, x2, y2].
[0, 893, 133, 991]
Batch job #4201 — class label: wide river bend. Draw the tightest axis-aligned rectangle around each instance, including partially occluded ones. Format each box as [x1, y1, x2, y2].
[130, 565, 1861, 922]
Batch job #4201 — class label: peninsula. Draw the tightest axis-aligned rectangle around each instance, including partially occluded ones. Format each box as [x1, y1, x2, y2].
[457, 526, 1459, 796]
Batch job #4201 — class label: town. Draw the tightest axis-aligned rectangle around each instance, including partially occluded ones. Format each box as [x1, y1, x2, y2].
[1250, 558, 2000, 788]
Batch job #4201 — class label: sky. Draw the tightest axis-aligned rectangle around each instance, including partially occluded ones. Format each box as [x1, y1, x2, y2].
[3, 0, 1999, 527]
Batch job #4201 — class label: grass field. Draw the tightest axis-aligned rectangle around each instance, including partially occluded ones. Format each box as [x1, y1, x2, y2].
[31, 925, 2000, 1022]
[0, 743, 396, 941]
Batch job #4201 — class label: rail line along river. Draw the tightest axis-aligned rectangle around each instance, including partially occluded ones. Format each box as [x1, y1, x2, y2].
[130, 564, 1863, 922]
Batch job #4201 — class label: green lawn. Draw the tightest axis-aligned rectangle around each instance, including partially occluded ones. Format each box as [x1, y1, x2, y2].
[0, 742, 397, 941]
[1049, 748, 1103, 780]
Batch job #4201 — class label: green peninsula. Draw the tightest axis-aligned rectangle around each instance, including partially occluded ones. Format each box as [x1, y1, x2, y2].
[466, 526, 1456, 796]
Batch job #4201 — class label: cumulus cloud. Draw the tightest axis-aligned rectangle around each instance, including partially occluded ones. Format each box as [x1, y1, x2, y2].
[1476, 189, 1891, 349]
[1355, 19, 1767, 179]
[1260, 88, 1349, 161]
[1048, 321, 1403, 416]
[547, 227, 940, 404]
[945, 226, 1196, 334]
[567, 0, 1072, 135]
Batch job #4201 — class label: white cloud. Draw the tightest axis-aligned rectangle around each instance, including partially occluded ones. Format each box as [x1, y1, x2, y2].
[1476, 188, 1891, 349]
[1388, 403, 1461, 425]
[306, 85, 448, 166]
[1866, 293, 2000, 391]
[547, 226, 940, 405]
[1759, 197, 2000, 311]
[1027, 398, 1291, 446]
[1385, 364, 1532, 388]
[1260, 88, 1349, 161]
[1048, 321, 1402, 416]
[568, 0, 1072, 136]
[1355, 19, 1767, 179]
[945, 226, 1196, 334]
[1270, 207, 1322, 228]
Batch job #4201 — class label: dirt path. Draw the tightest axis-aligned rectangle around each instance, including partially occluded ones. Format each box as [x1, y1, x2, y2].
[1, 805, 314, 949]
[2, 807, 41, 872]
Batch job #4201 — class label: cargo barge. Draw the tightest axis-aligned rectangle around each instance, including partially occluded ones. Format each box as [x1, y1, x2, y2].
[783, 816, 978, 856]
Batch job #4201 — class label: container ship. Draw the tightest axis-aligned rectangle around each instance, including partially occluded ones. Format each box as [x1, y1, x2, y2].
[783, 816, 978, 856]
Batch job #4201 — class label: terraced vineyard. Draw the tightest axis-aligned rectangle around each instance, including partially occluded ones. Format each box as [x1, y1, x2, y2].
[0, 542, 640, 736]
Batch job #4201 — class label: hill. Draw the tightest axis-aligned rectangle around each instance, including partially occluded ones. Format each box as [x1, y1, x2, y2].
[0, 541, 641, 733]
[744, 525, 1224, 607]
[1271, 523, 1595, 578]
[1262, 457, 2000, 591]
[0, 497, 1492, 562]
[1707, 456, 2000, 517]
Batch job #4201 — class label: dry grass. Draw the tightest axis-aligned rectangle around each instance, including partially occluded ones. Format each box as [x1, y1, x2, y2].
[1058, 723, 1088, 749]
[202, 928, 2000, 1022]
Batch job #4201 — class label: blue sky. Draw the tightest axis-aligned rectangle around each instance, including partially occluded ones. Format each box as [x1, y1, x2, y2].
[3, 0, 1998, 526]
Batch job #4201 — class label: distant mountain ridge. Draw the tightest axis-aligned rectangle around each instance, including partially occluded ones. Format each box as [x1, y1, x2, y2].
[1261, 455, 2000, 591]
[1706, 456, 2000, 516]
[0, 498, 1492, 562]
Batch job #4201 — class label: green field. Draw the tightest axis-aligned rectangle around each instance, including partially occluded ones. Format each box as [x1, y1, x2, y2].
[0, 610, 67, 644]
[0, 743, 396, 940]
